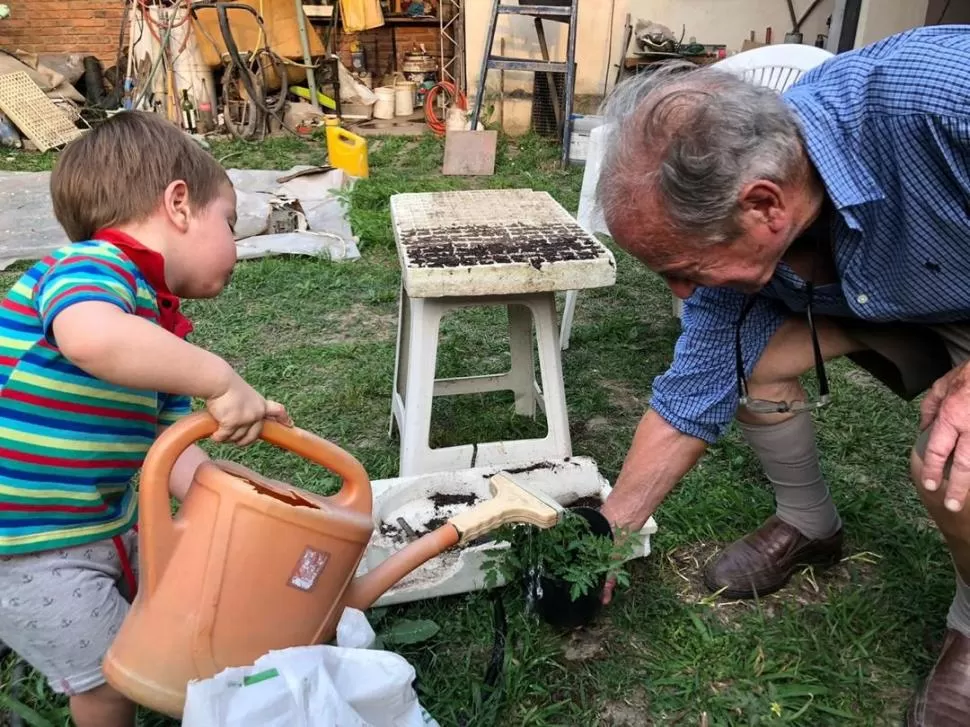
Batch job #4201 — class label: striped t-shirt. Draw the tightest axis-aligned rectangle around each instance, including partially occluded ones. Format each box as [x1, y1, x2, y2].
[0, 235, 192, 555]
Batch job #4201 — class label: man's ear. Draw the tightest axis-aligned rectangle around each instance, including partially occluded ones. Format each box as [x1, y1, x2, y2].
[738, 180, 787, 233]
[162, 180, 191, 233]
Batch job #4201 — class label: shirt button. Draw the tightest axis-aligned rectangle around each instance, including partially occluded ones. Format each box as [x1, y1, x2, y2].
[856, 293, 870, 305]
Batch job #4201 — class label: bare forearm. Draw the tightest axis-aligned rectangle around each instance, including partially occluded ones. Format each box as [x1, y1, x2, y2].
[169, 444, 210, 501]
[601, 409, 708, 531]
[53, 303, 232, 400]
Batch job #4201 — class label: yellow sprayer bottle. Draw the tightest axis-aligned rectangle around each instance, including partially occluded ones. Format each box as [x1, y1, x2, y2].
[325, 120, 369, 178]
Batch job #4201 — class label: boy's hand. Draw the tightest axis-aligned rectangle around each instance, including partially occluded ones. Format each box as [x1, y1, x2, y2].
[206, 371, 292, 446]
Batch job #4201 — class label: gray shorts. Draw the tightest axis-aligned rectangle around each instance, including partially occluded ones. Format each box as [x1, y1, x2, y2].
[0, 529, 139, 696]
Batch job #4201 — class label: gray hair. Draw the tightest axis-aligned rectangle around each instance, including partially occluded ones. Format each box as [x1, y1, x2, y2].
[596, 60, 805, 248]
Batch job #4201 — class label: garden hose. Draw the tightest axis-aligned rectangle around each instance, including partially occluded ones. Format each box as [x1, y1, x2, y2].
[191, 1, 299, 140]
[456, 591, 508, 727]
[425, 81, 468, 137]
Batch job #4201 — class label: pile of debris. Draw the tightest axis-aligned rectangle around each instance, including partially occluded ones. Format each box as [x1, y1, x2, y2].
[0, 50, 92, 151]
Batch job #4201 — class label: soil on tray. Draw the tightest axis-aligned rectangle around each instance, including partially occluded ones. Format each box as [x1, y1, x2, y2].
[568, 496, 603, 510]
[429, 493, 478, 507]
[378, 490, 604, 545]
[380, 492, 481, 541]
[401, 223, 605, 270]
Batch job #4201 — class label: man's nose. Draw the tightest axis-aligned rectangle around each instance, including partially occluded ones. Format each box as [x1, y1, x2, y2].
[666, 279, 696, 299]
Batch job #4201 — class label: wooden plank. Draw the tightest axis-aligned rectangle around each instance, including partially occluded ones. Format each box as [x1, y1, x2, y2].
[442, 130, 497, 176]
[302, 4, 333, 17]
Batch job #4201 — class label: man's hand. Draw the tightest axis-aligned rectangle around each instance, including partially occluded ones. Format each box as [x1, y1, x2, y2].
[206, 370, 292, 446]
[599, 500, 638, 606]
[920, 361, 970, 512]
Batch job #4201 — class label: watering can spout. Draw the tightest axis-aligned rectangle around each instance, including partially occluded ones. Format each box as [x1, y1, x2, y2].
[343, 526, 461, 611]
[343, 473, 565, 610]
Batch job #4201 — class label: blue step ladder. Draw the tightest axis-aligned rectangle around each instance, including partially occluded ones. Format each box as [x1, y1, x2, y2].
[469, 0, 579, 168]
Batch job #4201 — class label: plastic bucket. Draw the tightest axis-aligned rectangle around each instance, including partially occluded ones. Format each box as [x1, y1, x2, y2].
[394, 81, 416, 116]
[568, 114, 605, 165]
[373, 87, 395, 119]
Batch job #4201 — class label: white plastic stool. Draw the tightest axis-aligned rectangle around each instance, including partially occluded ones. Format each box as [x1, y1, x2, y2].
[388, 189, 617, 478]
[390, 288, 570, 477]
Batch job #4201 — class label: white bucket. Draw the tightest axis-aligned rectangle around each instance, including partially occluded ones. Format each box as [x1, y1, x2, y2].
[568, 114, 605, 165]
[394, 82, 415, 116]
[373, 87, 395, 119]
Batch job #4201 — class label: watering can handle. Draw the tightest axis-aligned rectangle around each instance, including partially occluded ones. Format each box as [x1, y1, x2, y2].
[138, 411, 372, 597]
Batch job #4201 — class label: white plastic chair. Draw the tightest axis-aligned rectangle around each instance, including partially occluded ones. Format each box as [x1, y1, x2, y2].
[559, 44, 835, 349]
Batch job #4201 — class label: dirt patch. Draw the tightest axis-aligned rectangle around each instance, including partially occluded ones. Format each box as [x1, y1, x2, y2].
[662, 541, 879, 625]
[317, 304, 397, 345]
[602, 380, 645, 412]
[262, 304, 396, 348]
[843, 368, 884, 390]
[599, 688, 651, 727]
[562, 625, 610, 662]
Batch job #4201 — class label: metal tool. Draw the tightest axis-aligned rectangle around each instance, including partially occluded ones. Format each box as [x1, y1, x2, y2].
[785, 0, 826, 44]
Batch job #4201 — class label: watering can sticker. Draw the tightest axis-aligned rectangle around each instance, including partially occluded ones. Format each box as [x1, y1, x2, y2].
[289, 547, 331, 592]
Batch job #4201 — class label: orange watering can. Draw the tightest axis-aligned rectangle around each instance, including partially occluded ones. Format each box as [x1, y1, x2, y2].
[102, 412, 562, 718]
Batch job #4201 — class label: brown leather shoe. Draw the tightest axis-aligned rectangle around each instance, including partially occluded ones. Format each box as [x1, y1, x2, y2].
[908, 629, 970, 726]
[702, 515, 843, 599]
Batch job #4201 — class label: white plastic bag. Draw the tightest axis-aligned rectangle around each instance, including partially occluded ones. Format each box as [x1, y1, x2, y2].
[182, 609, 439, 727]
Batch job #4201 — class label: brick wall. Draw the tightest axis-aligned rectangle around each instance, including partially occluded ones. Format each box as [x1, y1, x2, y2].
[0, 1, 125, 64]
[0, 3, 450, 82]
[331, 25, 444, 83]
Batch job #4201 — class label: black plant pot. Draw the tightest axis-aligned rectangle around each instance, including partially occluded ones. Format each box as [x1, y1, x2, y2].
[530, 506, 613, 630]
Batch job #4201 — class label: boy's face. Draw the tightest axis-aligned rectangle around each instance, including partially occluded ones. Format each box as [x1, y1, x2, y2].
[171, 183, 238, 298]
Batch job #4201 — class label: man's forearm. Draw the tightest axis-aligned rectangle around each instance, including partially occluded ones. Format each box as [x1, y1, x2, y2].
[601, 409, 708, 531]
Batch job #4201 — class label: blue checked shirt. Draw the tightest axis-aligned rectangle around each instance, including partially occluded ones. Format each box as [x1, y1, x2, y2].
[651, 25, 970, 444]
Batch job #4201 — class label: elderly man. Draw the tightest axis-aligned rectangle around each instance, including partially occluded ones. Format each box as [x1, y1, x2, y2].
[596, 25, 970, 727]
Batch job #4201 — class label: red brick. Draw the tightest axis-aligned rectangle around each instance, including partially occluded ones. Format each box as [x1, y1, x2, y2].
[0, 0, 124, 62]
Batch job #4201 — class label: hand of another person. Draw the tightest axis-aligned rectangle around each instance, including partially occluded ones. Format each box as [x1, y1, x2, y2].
[920, 361, 970, 512]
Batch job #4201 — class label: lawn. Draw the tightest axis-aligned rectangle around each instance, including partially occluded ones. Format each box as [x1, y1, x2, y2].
[0, 132, 953, 726]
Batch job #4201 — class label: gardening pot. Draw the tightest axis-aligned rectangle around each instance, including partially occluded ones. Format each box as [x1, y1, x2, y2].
[531, 506, 613, 630]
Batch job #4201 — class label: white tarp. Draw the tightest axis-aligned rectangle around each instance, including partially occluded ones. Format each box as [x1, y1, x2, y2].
[0, 165, 360, 270]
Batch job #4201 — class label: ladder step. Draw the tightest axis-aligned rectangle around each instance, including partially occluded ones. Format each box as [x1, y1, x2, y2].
[497, 5, 572, 18]
[486, 57, 569, 73]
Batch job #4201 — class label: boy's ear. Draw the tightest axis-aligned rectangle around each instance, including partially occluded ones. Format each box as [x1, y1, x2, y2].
[163, 180, 191, 233]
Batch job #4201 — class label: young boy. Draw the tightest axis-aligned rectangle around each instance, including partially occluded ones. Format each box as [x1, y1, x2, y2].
[0, 111, 290, 726]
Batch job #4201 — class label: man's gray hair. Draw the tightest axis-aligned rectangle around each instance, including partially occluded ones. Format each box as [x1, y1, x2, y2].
[596, 61, 805, 247]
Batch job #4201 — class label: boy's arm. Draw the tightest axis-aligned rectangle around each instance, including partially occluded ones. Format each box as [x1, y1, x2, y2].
[51, 301, 289, 445]
[165, 437, 210, 501]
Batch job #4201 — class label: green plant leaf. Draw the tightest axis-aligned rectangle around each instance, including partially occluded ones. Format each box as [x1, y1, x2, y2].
[366, 607, 389, 625]
[0, 690, 55, 727]
[382, 618, 441, 645]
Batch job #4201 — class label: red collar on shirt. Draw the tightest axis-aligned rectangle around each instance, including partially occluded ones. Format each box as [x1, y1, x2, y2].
[93, 228, 194, 339]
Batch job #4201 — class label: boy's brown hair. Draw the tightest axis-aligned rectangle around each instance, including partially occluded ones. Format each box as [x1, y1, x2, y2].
[51, 111, 229, 242]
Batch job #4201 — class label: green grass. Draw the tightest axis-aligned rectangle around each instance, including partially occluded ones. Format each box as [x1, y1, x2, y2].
[0, 133, 950, 726]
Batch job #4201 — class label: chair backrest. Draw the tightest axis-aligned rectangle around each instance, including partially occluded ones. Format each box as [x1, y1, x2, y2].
[712, 43, 834, 91]
[577, 44, 835, 235]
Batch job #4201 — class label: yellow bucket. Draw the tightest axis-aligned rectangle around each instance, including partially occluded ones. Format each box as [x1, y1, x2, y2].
[325, 126, 369, 178]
